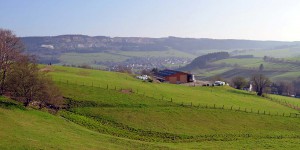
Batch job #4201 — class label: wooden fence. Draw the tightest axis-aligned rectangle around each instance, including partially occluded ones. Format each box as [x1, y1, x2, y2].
[55, 79, 300, 118]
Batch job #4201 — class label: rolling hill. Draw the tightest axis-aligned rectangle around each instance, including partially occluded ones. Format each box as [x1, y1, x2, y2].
[1, 65, 300, 149]
[20, 35, 300, 69]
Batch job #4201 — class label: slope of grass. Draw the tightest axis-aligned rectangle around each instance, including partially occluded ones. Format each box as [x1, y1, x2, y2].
[58, 49, 195, 68]
[2, 102, 300, 149]
[0, 97, 171, 150]
[113, 49, 195, 58]
[3, 65, 300, 149]
[59, 52, 130, 65]
[241, 48, 300, 58]
[50, 66, 297, 114]
[212, 58, 262, 66]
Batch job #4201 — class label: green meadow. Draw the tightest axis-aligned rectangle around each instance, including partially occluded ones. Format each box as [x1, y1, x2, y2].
[58, 49, 195, 68]
[2, 65, 300, 149]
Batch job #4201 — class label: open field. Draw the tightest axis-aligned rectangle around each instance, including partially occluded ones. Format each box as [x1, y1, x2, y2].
[0, 97, 172, 150]
[59, 52, 130, 65]
[196, 56, 300, 81]
[2, 101, 300, 149]
[239, 47, 300, 58]
[113, 49, 195, 58]
[50, 66, 298, 114]
[58, 49, 195, 68]
[2, 66, 300, 149]
[212, 58, 262, 66]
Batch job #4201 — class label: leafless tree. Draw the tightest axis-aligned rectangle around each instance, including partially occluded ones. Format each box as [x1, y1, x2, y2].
[232, 76, 247, 89]
[0, 29, 23, 94]
[251, 74, 271, 96]
[277, 81, 294, 96]
[6, 56, 64, 108]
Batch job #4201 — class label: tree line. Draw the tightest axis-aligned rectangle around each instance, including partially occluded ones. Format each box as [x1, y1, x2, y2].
[0, 29, 64, 110]
[232, 74, 300, 97]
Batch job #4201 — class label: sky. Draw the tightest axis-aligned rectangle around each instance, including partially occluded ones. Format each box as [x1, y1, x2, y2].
[0, 0, 300, 41]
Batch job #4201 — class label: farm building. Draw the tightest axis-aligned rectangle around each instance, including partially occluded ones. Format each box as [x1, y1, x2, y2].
[154, 70, 195, 84]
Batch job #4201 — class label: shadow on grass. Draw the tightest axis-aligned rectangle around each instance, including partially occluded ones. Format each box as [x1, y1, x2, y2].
[0, 101, 25, 110]
[227, 89, 256, 97]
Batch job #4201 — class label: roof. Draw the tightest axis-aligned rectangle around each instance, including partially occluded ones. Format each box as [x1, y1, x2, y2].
[155, 70, 190, 77]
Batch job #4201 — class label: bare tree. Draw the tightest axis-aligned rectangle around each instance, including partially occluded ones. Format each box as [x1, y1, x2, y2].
[6, 56, 64, 108]
[277, 81, 294, 96]
[251, 74, 271, 96]
[0, 29, 23, 94]
[232, 76, 247, 89]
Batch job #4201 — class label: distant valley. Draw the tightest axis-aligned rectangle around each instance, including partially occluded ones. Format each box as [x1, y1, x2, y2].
[21, 35, 300, 80]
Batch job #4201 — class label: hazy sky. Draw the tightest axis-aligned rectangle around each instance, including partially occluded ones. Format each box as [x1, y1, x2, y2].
[1, 0, 300, 41]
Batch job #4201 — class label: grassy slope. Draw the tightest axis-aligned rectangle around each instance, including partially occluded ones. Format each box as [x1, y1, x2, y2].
[241, 48, 300, 58]
[50, 65, 297, 114]
[206, 57, 300, 81]
[2, 104, 300, 149]
[2, 66, 300, 149]
[0, 97, 171, 150]
[113, 49, 195, 58]
[58, 49, 195, 67]
[50, 66, 300, 148]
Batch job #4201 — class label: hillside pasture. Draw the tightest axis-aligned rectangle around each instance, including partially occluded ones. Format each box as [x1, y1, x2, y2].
[50, 66, 298, 115]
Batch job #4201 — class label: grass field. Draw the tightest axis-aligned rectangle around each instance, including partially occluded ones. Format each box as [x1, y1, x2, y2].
[58, 49, 195, 68]
[2, 65, 300, 149]
[50, 66, 298, 114]
[198, 56, 300, 81]
[240, 47, 300, 58]
[212, 58, 262, 66]
[113, 49, 195, 58]
[0, 97, 172, 150]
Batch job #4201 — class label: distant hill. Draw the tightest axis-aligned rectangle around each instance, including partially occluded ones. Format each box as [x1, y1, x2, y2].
[21, 35, 299, 54]
[180, 52, 230, 71]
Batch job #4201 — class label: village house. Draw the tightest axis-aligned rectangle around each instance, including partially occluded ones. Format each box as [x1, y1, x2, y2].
[154, 69, 195, 84]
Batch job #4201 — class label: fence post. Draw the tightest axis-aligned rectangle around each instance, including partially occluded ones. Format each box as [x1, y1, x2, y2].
[222, 105, 224, 109]
[171, 98, 173, 102]
[231, 106, 233, 110]
[107, 84, 108, 90]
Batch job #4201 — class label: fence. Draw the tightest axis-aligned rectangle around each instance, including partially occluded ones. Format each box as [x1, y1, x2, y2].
[55, 79, 300, 119]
